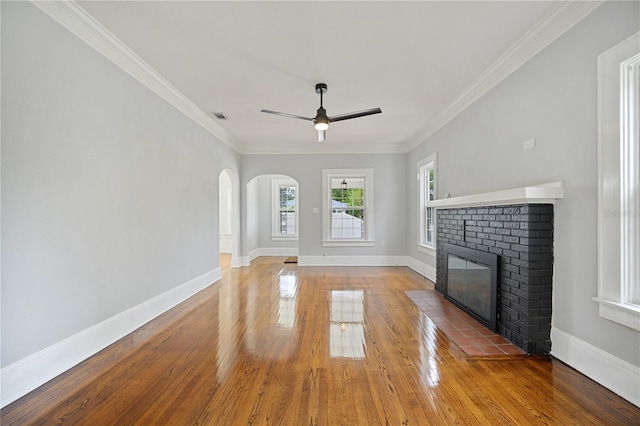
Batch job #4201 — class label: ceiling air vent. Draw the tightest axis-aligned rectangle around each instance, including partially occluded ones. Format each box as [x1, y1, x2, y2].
[211, 112, 228, 120]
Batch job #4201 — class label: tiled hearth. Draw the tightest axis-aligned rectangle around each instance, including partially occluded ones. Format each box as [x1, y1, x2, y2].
[406, 290, 525, 357]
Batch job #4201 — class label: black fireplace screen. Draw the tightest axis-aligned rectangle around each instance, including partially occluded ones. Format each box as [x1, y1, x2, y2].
[443, 244, 498, 331]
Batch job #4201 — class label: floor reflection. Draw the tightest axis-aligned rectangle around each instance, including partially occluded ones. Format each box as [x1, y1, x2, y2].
[243, 269, 300, 360]
[278, 275, 297, 328]
[217, 276, 239, 382]
[418, 314, 440, 387]
[329, 290, 366, 358]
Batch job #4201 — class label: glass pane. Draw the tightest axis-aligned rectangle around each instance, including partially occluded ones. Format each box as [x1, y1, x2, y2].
[465, 260, 492, 321]
[447, 255, 492, 322]
[331, 178, 364, 209]
[279, 186, 295, 211]
[424, 181, 429, 205]
[331, 188, 364, 207]
[446, 254, 466, 305]
[426, 207, 434, 244]
[428, 168, 434, 201]
[280, 211, 296, 235]
[280, 211, 287, 234]
[331, 177, 364, 190]
[331, 208, 365, 239]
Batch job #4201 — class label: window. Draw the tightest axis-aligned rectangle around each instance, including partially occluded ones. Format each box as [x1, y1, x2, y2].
[322, 169, 374, 246]
[331, 177, 365, 239]
[595, 32, 640, 331]
[418, 154, 437, 253]
[272, 178, 298, 240]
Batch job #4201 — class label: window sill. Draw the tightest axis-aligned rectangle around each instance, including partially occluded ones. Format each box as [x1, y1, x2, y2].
[272, 235, 298, 241]
[417, 244, 436, 256]
[322, 240, 375, 247]
[593, 297, 640, 331]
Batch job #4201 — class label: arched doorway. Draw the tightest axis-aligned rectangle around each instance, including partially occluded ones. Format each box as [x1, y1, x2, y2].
[219, 169, 240, 269]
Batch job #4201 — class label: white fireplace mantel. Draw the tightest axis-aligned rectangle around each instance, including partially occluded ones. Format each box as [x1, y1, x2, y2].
[428, 181, 564, 209]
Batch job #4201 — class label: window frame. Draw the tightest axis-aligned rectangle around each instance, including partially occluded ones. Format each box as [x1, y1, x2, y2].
[322, 169, 374, 247]
[595, 32, 640, 331]
[271, 178, 298, 241]
[418, 153, 437, 255]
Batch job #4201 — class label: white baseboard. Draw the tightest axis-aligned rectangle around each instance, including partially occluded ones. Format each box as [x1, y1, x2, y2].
[231, 256, 244, 268]
[406, 257, 437, 283]
[248, 248, 259, 262]
[258, 247, 299, 257]
[240, 253, 437, 283]
[0, 268, 221, 408]
[249, 247, 298, 262]
[550, 327, 640, 407]
[298, 255, 407, 267]
[290, 255, 436, 276]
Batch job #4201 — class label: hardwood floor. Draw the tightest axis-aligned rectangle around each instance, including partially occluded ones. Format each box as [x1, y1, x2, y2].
[2, 256, 639, 425]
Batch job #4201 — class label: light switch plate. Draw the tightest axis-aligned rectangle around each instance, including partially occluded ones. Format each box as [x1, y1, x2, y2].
[523, 138, 535, 150]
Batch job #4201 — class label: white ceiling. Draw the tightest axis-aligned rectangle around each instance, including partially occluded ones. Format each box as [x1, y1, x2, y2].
[75, 1, 582, 154]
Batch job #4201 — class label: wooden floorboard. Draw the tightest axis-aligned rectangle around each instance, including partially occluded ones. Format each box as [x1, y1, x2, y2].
[2, 256, 639, 425]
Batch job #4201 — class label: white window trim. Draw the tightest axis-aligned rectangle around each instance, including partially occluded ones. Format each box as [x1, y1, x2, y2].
[271, 178, 298, 241]
[418, 154, 437, 255]
[620, 52, 640, 306]
[322, 169, 374, 247]
[595, 32, 640, 331]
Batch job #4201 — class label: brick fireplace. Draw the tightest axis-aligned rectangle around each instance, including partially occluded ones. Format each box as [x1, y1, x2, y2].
[430, 182, 562, 354]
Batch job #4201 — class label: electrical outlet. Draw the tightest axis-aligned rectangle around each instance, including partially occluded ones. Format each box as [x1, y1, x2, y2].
[381, 241, 385, 247]
[523, 138, 535, 150]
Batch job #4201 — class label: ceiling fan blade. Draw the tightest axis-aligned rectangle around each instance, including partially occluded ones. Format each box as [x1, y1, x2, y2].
[260, 109, 314, 121]
[317, 129, 326, 142]
[328, 108, 382, 123]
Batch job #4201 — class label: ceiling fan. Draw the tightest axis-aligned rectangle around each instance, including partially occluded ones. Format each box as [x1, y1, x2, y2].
[261, 83, 382, 142]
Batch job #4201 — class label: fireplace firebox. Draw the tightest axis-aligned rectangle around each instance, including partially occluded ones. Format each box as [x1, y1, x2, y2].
[443, 243, 498, 331]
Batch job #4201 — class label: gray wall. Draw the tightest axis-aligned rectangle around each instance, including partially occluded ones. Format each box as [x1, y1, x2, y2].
[1, 2, 240, 367]
[406, 1, 640, 366]
[242, 154, 407, 258]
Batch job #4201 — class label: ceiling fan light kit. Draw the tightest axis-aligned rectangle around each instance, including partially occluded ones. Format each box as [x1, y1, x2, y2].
[261, 83, 381, 142]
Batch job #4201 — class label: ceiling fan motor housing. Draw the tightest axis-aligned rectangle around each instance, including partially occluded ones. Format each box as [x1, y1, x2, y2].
[314, 106, 329, 130]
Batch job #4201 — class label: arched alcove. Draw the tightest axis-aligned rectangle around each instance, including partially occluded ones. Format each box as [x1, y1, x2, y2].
[245, 174, 299, 262]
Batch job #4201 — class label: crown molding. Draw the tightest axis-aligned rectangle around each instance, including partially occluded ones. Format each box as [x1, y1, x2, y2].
[30, 0, 243, 154]
[404, 0, 605, 152]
